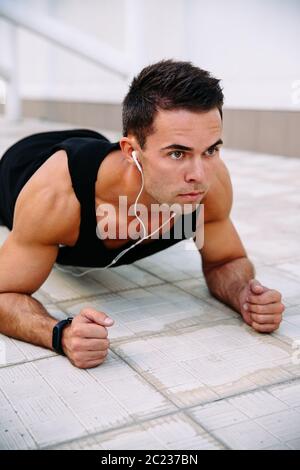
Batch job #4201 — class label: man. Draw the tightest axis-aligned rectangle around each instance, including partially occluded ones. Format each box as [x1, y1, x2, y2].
[0, 60, 285, 369]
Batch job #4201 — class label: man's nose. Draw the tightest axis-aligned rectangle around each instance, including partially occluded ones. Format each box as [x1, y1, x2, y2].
[185, 158, 206, 184]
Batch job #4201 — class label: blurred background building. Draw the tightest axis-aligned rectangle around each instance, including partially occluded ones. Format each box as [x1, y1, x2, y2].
[0, 0, 299, 157]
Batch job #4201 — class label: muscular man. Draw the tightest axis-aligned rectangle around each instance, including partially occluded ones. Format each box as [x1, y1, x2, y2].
[0, 60, 285, 369]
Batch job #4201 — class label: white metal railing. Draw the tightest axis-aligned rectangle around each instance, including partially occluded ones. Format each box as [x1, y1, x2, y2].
[0, 0, 135, 121]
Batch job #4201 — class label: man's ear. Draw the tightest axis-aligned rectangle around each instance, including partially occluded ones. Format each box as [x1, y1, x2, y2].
[119, 136, 138, 164]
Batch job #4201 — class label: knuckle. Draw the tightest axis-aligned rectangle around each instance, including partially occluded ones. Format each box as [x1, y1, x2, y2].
[72, 326, 81, 337]
[73, 351, 83, 362]
[71, 338, 82, 352]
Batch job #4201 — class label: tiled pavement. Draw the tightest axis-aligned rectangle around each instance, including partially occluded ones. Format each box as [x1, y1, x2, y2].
[0, 118, 299, 450]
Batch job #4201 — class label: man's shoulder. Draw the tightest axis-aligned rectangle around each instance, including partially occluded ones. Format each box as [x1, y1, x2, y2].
[13, 149, 80, 246]
[202, 158, 233, 224]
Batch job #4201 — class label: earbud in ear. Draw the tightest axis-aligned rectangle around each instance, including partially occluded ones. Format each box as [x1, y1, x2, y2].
[131, 150, 142, 173]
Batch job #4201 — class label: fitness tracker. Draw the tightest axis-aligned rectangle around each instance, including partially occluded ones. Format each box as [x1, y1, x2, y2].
[52, 317, 73, 355]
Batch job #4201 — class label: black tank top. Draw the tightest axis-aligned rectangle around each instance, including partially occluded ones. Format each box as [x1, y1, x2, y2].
[0, 129, 200, 268]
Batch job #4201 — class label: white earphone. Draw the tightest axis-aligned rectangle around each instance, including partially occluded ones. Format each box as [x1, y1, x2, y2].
[131, 150, 142, 173]
[55, 149, 176, 277]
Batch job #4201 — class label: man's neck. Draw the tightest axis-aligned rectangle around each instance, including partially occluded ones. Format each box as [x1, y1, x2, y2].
[95, 149, 157, 210]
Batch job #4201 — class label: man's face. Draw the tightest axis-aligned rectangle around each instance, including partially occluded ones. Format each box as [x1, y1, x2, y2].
[137, 107, 223, 209]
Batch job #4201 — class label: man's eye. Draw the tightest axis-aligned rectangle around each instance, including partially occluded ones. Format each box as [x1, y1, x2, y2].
[204, 146, 219, 157]
[169, 151, 184, 160]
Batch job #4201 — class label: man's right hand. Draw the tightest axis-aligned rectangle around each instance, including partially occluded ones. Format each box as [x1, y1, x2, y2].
[61, 307, 114, 369]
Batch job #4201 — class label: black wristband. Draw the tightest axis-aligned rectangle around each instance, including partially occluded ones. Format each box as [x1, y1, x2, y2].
[52, 317, 73, 356]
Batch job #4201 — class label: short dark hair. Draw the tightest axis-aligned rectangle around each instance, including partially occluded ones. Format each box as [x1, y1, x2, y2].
[122, 59, 224, 149]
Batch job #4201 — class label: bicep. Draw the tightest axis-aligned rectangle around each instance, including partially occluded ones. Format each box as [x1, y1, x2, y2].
[0, 232, 58, 295]
[0, 182, 61, 295]
[0, 159, 78, 295]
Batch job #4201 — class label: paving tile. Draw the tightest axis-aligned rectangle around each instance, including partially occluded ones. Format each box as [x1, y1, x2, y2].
[189, 401, 249, 431]
[247, 366, 294, 387]
[50, 412, 224, 450]
[228, 390, 289, 418]
[180, 332, 291, 392]
[85, 269, 139, 291]
[9, 340, 56, 364]
[88, 373, 176, 422]
[212, 420, 281, 450]
[284, 316, 300, 328]
[32, 290, 53, 305]
[286, 438, 300, 450]
[34, 356, 135, 432]
[283, 305, 300, 318]
[40, 267, 110, 302]
[140, 413, 224, 450]
[162, 381, 219, 408]
[141, 364, 202, 390]
[274, 320, 300, 345]
[49, 426, 163, 450]
[35, 353, 175, 425]
[279, 360, 300, 378]
[0, 334, 28, 367]
[134, 242, 200, 282]
[0, 390, 37, 450]
[190, 381, 300, 449]
[256, 409, 300, 442]
[269, 380, 300, 407]
[173, 278, 213, 301]
[90, 264, 164, 288]
[276, 262, 300, 281]
[0, 363, 86, 447]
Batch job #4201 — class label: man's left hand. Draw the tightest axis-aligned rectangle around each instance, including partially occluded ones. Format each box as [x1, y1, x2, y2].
[239, 279, 285, 333]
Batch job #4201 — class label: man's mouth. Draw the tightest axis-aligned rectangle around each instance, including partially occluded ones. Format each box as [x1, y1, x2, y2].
[178, 191, 204, 200]
[180, 191, 203, 195]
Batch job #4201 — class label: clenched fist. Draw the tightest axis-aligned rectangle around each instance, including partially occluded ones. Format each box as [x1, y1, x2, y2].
[239, 279, 285, 333]
[61, 307, 114, 369]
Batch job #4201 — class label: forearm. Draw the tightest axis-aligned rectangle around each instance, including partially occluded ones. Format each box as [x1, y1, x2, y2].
[0, 293, 57, 350]
[204, 257, 255, 313]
